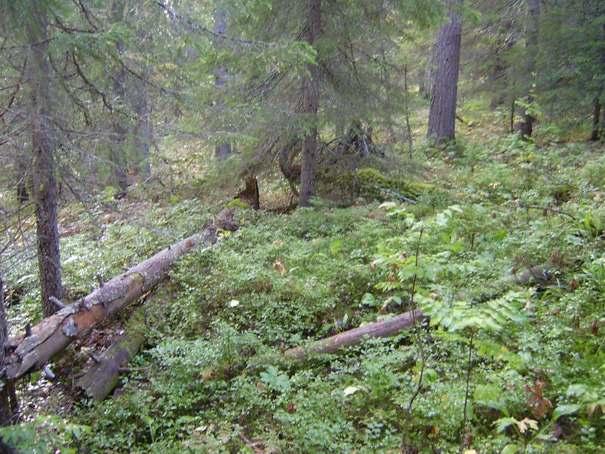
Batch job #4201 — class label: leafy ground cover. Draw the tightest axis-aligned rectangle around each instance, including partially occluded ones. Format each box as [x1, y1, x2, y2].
[2, 136, 605, 453]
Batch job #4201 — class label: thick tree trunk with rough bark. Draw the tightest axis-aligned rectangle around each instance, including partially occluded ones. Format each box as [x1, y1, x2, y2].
[4, 210, 236, 380]
[27, 5, 64, 317]
[285, 310, 426, 360]
[299, 0, 321, 207]
[427, 0, 463, 144]
[518, 0, 540, 139]
[427, 0, 463, 143]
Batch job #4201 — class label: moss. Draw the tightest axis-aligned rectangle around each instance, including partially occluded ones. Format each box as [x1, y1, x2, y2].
[354, 167, 434, 202]
[226, 197, 253, 209]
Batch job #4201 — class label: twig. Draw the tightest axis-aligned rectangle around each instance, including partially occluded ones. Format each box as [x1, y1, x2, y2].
[407, 227, 426, 413]
[462, 331, 475, 431]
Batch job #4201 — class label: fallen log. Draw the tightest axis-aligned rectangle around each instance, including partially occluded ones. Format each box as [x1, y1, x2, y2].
[284, 309, 425, 360]
[4, 209, 236, 380]
[76, 306, 146, 401]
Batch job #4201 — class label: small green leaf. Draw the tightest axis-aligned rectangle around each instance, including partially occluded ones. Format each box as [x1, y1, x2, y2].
[553, 404, 580, 420]
[501, 444, 520, 454]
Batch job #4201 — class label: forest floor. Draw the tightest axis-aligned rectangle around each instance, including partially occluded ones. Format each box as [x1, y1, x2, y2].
[2, 130, 605, 452]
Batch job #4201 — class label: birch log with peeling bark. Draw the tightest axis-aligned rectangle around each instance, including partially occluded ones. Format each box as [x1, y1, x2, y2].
[4, 210, 235, 380]
[284, 310, 425, 360]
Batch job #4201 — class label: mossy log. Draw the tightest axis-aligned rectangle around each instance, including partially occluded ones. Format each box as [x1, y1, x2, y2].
[76, 308, 146, 401]
[3, 210, 236, 380]
[284, 309, 425, 360]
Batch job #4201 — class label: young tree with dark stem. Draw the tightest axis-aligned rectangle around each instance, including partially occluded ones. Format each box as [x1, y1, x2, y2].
[298, 0, 321, 207]
[26, 2, 64, 317]
[517, 0, 540, 139]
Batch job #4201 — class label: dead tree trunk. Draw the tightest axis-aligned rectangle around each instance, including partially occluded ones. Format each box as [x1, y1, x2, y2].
[236, 176, 260, 210]
[4, 211, 235, 380]
[427, 0, 463, 144]
[27, 4, 64, 317]
[76, 306, 146, 400]
[299, 0, 321, 207]
[285, 310, 425, 360]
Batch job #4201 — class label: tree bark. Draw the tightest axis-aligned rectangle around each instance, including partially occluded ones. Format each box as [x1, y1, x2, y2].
[235, 176, 260, 210]
[15, 151, 29, 204]
[517, 0, 540, 139]
[591, 22, 605, 141]
[132, 72, 152, 178]
[285, 310, 425, 360]
[0, 276, 13, 426]
[214, 7, 232, 160]
[591, 97, 601, 141]
[427, 0, 463, 144]
[110, 0, 129, 192]
[299, 0, 321, 207]
[27, 4, 64, 317]
[4, 210, 235, 380]
[76, 306, 146, 400]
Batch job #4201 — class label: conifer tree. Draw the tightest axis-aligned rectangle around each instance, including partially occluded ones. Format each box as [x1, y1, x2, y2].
[427, 0, 463, 143]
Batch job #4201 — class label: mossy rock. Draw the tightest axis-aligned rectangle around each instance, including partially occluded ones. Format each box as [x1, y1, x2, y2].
[354, 167, 434, 202]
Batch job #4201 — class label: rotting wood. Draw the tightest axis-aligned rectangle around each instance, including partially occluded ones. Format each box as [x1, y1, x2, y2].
[76, 307, 146, 400]
[3, 209, 236, 381]
[284, 310, 426, 360]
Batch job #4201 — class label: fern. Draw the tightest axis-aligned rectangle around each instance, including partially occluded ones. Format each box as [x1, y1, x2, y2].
[418, 291, 528, 333]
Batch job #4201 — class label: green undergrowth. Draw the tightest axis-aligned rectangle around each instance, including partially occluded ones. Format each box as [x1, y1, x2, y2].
[5, 138, 605, 453]
[4, 199, 214, 330]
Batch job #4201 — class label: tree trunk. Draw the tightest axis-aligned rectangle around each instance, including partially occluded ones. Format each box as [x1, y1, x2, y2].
[299, 0, 321, 207]
[76, 306, 146, 400]
[214, 7, 232, 160]
[0, 279, 15, 454]
[285, 310, 426, 360]
[517, 0, 540, 139]
[4, 210, 235, 380]
[110, 0, 129, 192]
[427, 0, 463, 144]
[0, 276, 13, 426]
[591, 97, 601, 141]
[132, 73, 152, 178]
[236, 176, 260, 210]
[592, 23, 605, 141]
[27, 5, 63, 317]
[15, 151, 29, 204]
